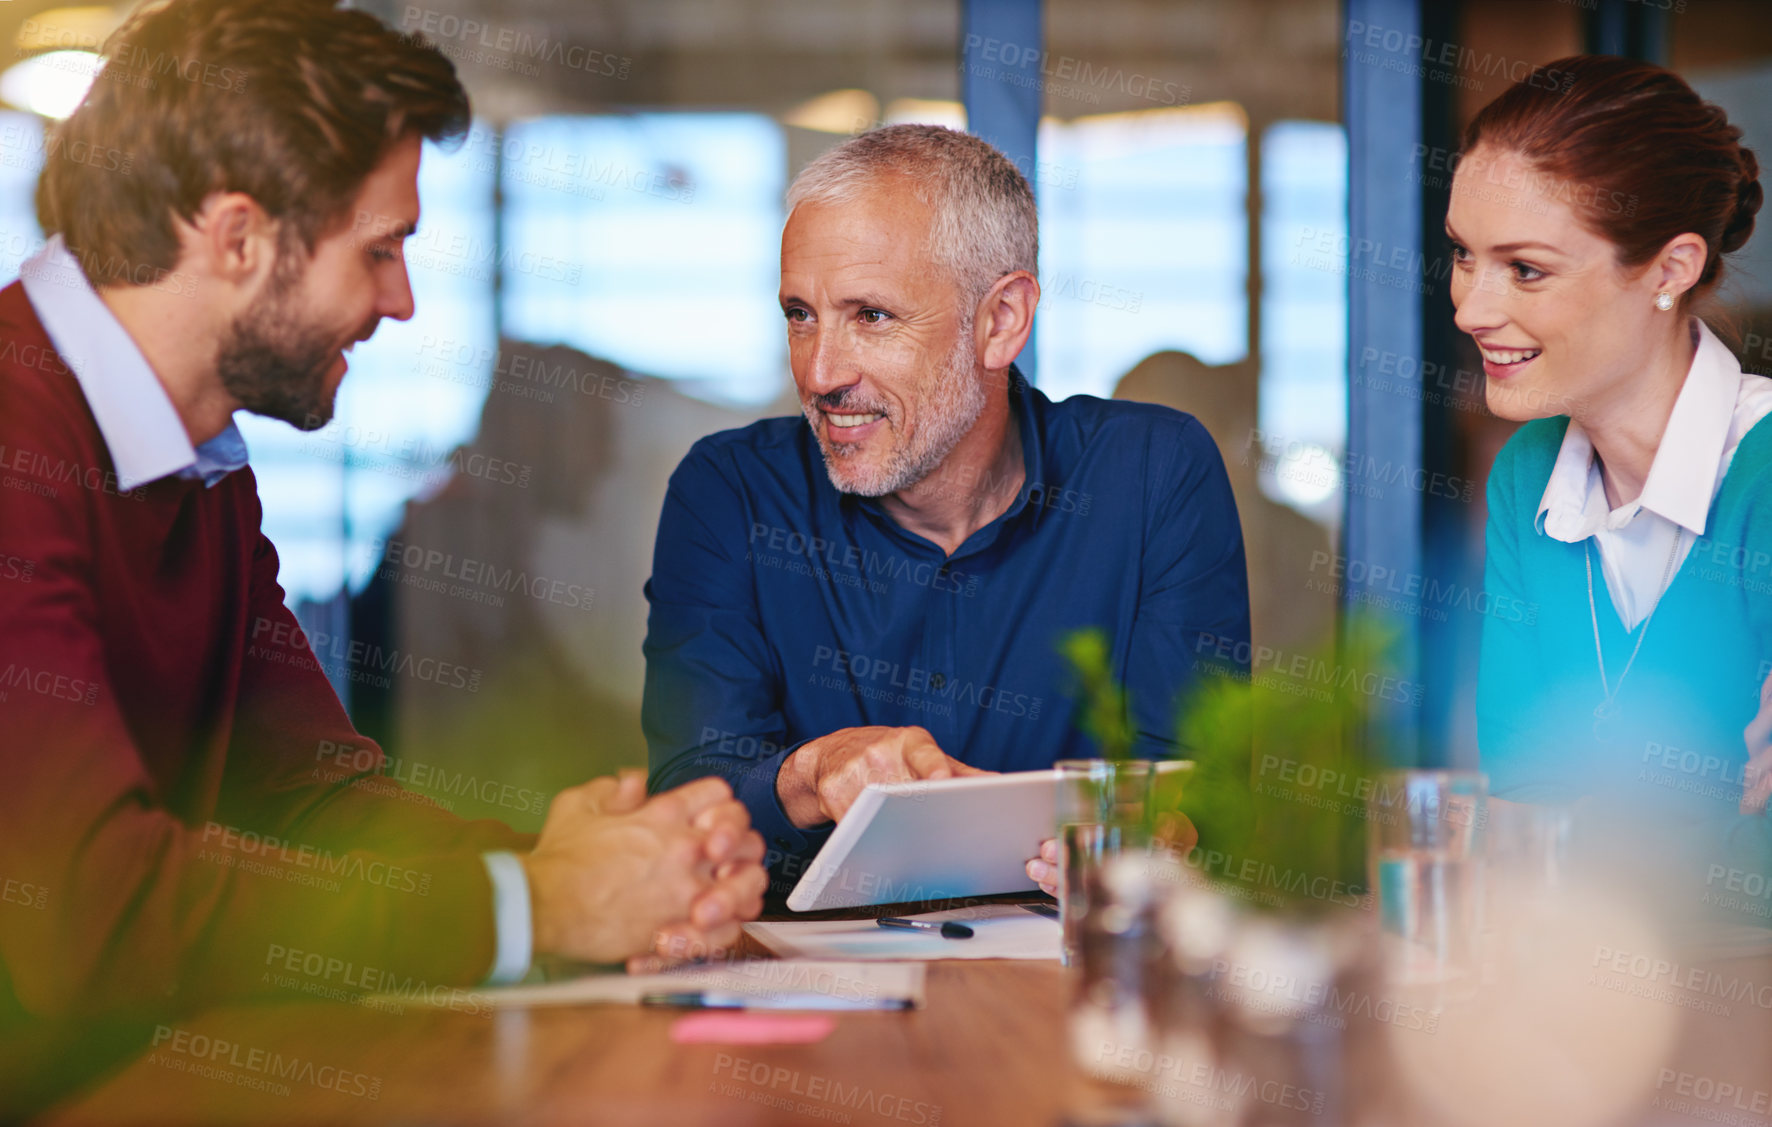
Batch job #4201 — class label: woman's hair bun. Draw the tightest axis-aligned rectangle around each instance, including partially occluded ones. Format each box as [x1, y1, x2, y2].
[1721, 143, 1762, 257]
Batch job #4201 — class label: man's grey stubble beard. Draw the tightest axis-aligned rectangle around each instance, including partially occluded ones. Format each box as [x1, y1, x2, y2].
[815, 322, 986, 497]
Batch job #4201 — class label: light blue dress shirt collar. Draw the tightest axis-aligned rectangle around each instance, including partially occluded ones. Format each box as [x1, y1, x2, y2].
[19, 235, 248, 491]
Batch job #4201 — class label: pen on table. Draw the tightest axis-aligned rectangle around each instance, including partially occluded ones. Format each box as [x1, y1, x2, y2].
[1019, 902, 1060, 920]
[640, 992, 914, 1011]
[876, 917, 974, 939]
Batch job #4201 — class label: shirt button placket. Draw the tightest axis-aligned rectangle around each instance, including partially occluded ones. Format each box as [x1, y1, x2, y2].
[935, 561, 959, 745]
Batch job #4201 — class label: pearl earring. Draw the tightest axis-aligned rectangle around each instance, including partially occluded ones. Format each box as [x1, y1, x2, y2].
[1655, 292, 1674, 311]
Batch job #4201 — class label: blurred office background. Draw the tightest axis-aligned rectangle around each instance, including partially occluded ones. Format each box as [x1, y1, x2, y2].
[0, 0, 1766, 827]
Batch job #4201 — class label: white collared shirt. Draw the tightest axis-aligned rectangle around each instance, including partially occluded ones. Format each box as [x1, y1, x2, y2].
[1536, 318, 1772, 630]
[20, 235, 248, 489]
[16, 235, 534, 985]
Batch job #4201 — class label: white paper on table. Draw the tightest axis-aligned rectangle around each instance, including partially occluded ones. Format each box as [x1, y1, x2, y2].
[744, 903, 1061, 961]
[384, 958, 926, 1010]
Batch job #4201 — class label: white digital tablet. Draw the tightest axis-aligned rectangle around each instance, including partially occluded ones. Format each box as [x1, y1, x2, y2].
[785, 770, 1060, 912]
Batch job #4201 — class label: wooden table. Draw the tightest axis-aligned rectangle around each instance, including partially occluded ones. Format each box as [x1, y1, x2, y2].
[34, 927, 1772, 1127]
[37, 955, 1078, 1127]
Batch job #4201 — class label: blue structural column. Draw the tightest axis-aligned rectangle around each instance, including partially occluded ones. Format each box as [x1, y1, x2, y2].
[960, 0, 1042, 385]
[1343, 0, 1424, 764]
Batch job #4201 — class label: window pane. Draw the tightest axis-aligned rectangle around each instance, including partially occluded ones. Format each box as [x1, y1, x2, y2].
[0, 113, 44, 278]
[245, 136, 498, 601]
[499, 113, 786, 406]
[1035, 104, 1248, 402]
[1259, 119, 1348, 522]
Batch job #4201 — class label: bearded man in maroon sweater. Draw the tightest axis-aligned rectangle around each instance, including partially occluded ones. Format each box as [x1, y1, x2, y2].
[0, 0, 765, 1107]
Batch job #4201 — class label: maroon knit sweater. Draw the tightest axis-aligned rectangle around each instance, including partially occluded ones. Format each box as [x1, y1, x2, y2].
[0, 280, 530, 1028]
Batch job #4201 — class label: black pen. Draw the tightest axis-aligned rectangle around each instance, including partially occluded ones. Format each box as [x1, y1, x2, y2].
[877, 917, 973, 939]
[640, 991, 913, 1011]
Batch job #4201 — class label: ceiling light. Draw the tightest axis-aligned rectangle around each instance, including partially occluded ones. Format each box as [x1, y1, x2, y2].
[882, 98, 966, 130]
[783, 89, 879, 135]
[16, 7, 119, 54]
[0, 51, 102, 120]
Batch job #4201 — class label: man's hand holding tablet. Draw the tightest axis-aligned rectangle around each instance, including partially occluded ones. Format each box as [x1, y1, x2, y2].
[777, 725, 995, 827]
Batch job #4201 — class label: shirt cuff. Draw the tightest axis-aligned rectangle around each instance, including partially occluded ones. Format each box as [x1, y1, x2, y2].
[730, 739, 833, 864]
[480, 851, 533, 985]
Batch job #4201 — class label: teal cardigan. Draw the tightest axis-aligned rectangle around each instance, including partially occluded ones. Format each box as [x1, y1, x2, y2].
[1479, 416, 1772, 928]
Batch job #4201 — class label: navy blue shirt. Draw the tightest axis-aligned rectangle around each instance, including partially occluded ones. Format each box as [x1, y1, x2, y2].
[643, 372, 1250, 869]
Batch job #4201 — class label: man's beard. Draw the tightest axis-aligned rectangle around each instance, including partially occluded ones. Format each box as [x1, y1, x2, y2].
[215, 258, 350, 432]
[806, 321, 988, 498]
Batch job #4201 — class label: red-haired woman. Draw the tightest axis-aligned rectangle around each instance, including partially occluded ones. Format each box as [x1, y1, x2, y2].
[1459, 56, 1770, 920]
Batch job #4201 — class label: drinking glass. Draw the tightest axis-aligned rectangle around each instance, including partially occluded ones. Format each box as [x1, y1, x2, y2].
[1483, 798, 1572, 900]
[1480, 798, 1574, 978]
[1368, 769, 1488, 987]
[1067, 851, 1169, 1090]
[1056, 758, 1154, 968]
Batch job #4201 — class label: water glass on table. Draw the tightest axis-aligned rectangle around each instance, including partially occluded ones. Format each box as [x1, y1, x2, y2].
[1480, 798, 1574, 976]
[1056, 758, 1154, 968]
[1368, 769, 1488, 989]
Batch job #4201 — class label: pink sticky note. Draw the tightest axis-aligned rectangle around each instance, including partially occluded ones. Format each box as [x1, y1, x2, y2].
[669, 1013, 837, 1045]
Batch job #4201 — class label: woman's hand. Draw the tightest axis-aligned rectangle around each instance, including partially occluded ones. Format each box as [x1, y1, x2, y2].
[1024, 813, 1199, 898]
